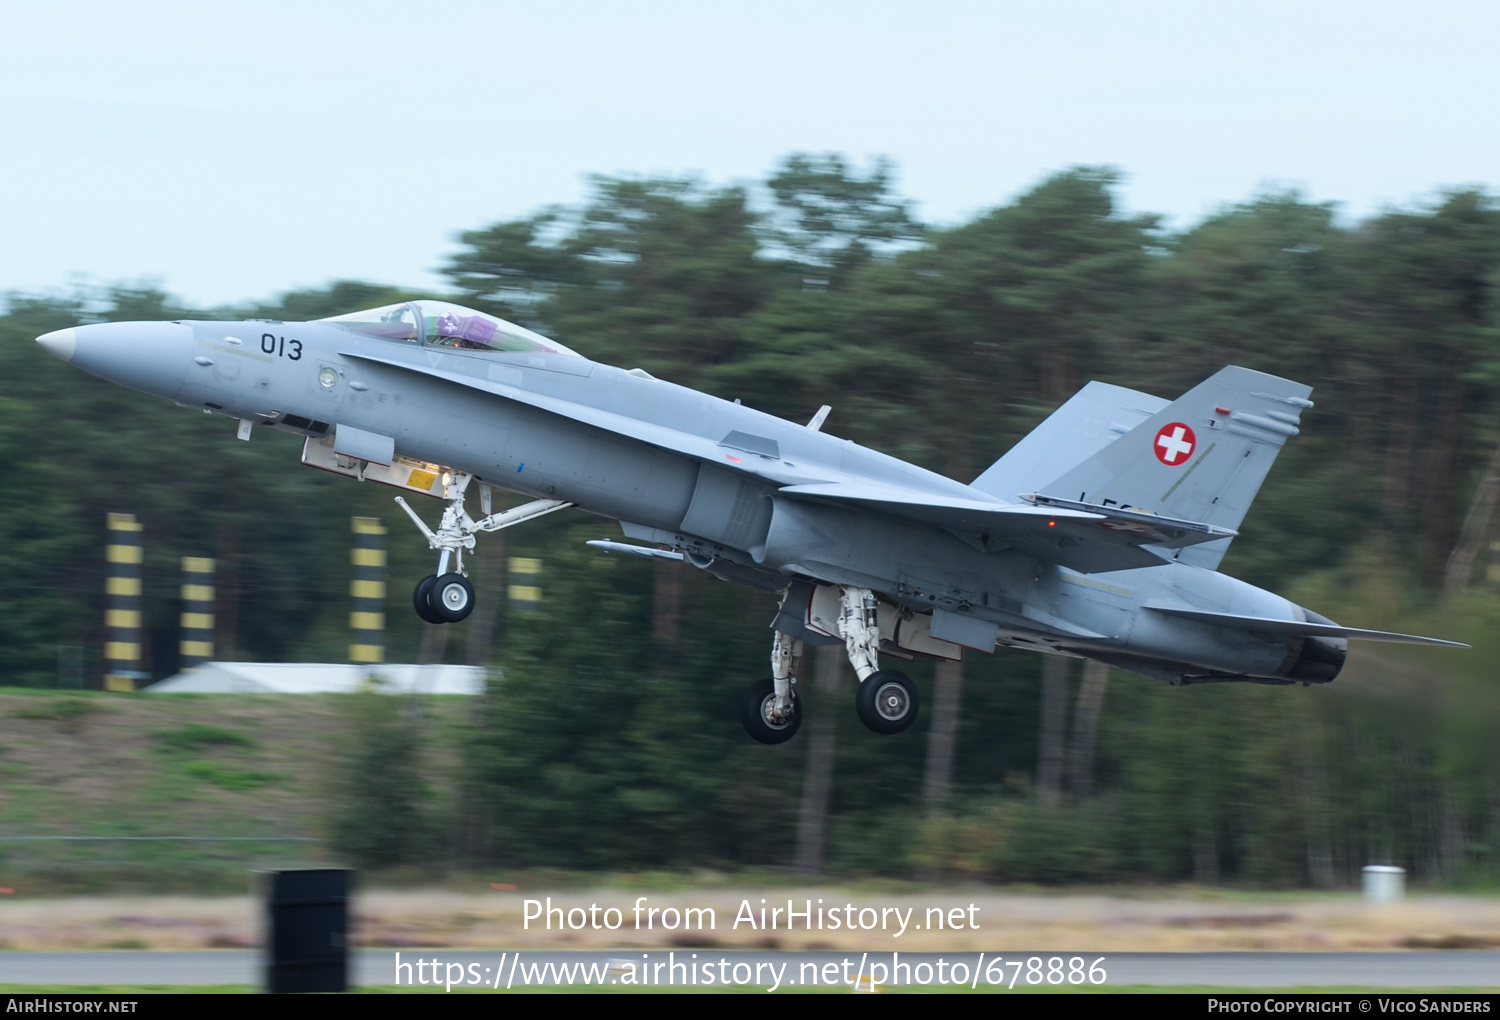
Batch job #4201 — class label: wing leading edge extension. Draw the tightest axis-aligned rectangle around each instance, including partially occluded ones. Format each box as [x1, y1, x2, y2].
[341, 349, 813, 485]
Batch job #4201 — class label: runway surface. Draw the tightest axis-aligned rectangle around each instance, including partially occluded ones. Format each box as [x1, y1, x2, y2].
[2, 950, 1497, 989]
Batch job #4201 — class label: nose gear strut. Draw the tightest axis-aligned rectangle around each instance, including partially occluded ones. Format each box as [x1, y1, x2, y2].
[740, 590, 806, 743]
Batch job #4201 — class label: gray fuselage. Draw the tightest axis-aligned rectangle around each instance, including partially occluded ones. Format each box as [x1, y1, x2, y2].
[49, 315, 1339, 685]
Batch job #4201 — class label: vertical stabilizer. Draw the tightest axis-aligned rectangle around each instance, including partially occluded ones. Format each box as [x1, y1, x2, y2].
[1038, 366, 1312, 570]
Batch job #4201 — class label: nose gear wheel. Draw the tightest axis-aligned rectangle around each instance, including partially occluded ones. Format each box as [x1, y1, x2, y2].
[432, 572, 474, 622]
[413, 575, 445, 625]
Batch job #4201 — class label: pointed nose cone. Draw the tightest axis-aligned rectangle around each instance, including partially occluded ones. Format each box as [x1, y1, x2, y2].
[36, 327, 77, 363]
[39, 320, 193, 400]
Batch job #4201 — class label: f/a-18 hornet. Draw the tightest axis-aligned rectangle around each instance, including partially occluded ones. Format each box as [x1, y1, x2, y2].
[37, 300, 1464, 742]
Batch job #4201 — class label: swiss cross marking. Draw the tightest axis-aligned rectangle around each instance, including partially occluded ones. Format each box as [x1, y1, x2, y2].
[1154, 422, 1196, 465]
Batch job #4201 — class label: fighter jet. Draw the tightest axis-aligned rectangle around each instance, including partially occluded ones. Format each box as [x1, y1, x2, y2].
[36, 300, 1465, 743]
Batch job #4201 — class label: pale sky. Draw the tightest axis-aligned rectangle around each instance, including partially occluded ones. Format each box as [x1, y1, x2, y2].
[2, 0, 1496, 308]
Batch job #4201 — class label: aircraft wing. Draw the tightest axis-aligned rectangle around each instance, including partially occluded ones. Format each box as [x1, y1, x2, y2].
[1144, 604, 1470, 647]
[778, 482, 1225, 573]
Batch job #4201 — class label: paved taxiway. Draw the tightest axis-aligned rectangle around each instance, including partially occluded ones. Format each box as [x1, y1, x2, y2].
[1, 950, 1497, 988]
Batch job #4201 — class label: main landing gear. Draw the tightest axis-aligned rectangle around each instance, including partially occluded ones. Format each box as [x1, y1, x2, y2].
[838, 584, 920, 736]
[395, 472, 572, 625]
[739, 585, 920, 744]
[855, 670, 920, 735]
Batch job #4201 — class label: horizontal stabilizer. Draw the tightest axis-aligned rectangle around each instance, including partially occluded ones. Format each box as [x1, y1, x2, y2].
[1025, 493, 1237, 546]
[778, 481, 1096, 525]
[1145, 604, 1469, 647]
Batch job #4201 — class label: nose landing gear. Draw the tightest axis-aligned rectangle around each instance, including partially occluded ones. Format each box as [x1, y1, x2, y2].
[395, 473, 572, 625]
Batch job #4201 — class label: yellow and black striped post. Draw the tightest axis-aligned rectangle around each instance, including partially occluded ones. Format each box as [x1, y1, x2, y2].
[350, 517, 386, 665]
[509, 556, 541, 613]
[180, 557, 214, 669]
[104, 513, 143, 692]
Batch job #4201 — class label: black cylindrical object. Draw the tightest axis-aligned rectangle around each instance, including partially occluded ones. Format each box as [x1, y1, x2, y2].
[263, 868, 350, 993]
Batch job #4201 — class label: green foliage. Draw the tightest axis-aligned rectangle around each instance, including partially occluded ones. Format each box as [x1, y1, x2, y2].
[834, 167, 1159, 476]
[154, 723, 254, 754]
[180, 759, 277, 791]
[329, 691, 436, 869]
[449, 177, 772, 385]
[245, 280, 419, 322]
[765, 152, 922, 287]
[0, 395, 87, 686]
[463, 515, 797, 870]
[13, 697, 98, 729]
[151, 722, 274, 791]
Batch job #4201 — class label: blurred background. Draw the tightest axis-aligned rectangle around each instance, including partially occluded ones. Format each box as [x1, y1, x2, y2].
[4, 161, 1498, 897]
[1, 2, 1498, 908]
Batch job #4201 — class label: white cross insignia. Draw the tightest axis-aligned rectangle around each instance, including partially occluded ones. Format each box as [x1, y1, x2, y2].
[1154, 422, 1196, 465]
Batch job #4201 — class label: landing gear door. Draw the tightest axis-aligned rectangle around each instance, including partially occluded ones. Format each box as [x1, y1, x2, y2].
[802, 582, 963, 661]
[894, 612, 963, 661]
[807, 582, 842, 640]
[806, 583, 902, 640]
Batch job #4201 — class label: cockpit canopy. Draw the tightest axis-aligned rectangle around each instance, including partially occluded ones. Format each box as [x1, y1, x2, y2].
[318, 300, 581, 358]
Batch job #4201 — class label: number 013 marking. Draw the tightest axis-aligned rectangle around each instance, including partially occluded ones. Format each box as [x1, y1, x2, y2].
[260, 333, 303, 360]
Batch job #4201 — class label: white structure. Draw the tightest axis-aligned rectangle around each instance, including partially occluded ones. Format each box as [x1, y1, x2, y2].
[1362, 865, 1406, 904]
[147, 662, 485, 695]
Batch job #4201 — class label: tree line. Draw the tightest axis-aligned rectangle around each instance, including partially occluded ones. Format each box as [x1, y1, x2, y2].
[2, 157, 1498, 886]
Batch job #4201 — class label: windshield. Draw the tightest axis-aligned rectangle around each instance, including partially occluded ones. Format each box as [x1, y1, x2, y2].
[318, 300, 580, 357]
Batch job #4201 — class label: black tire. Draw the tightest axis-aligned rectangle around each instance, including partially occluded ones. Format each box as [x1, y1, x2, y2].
[413, 575, 445, 625]
[432, 572, 475, 623]
[855, 670, 920, 734]
[739, 677, 802, 744]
